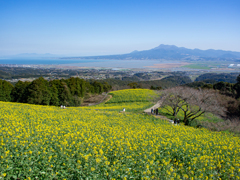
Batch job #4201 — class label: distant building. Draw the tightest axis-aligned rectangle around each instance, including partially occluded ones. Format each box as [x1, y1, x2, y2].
[228, 64, 234, 67]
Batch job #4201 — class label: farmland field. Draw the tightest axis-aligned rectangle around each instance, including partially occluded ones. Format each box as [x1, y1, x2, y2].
[0, 89, 239, 179]
[182, 64, 211, 70]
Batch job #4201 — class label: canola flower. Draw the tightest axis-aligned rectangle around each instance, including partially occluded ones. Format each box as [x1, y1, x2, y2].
[0, 89, 239, 179]
[107, 89, 157, 103]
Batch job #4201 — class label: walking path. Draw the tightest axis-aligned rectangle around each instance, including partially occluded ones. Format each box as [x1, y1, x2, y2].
[88, 93, 110, 106]
[143, 100, 162, 113]
[144, 99, 173, 123]
[88, 93, 173, 123]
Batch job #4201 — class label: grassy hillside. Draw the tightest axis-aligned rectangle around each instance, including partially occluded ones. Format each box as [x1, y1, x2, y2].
[0, 89, 239, 179]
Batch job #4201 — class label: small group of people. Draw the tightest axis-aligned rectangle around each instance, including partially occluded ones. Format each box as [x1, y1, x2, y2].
[60, 105, 66, 109]
[151, 108, 158, 115]
[173, 118, 180, 125]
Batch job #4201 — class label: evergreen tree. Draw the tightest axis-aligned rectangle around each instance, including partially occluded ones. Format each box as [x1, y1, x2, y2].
[234, 75, 240, 98]
[58, 81, 73, 106]
[26, 77, 51, 105]
[0, 79, 14, 101]
[85, 81, 95, 94]
[92, 81, 104, 94]
[213, 81, 226, 91]
[66, 77, 86, 97]
[49, 84, 59, 106]
[103, 82, 112, 92]
[11, 81, 30, 103]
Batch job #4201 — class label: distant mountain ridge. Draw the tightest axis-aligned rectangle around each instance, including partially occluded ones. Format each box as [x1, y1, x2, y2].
[63, 44, 240, 61]
[2, 53, 61, 59]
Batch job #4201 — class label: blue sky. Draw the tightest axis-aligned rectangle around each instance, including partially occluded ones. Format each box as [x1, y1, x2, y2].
[0, 0, 239, 56]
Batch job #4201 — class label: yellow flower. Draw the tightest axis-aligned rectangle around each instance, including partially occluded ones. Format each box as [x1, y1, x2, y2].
[0, 89, 239, 179]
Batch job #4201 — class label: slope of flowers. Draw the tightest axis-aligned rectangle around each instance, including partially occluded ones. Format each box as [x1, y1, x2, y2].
[0, 89, 239, 179]
[106, 89, 157, 103]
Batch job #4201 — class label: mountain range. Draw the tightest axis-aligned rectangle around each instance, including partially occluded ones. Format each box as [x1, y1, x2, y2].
[63, 44, 240, 61]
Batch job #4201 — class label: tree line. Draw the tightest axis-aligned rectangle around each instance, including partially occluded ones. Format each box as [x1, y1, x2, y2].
[186, 76, 240, 98]
[0, 77, 112, 106]
[99, 75, 192, 90]
[195, 73, 239, 83]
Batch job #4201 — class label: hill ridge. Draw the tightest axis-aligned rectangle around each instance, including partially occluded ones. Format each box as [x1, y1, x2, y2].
[62, 44, 240, 60]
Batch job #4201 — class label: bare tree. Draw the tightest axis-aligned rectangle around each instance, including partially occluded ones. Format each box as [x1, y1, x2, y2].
[161, 87, 226, 125]
[161, 87, 187, 118]
[180, 88, 225, 125]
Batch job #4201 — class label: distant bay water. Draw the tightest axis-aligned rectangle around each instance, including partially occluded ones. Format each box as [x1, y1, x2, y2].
[0, 59, 99, 65]
[0, 58, 178, 69]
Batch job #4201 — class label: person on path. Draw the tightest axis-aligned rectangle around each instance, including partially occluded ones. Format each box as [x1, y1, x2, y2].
[174, 118, 177, 125]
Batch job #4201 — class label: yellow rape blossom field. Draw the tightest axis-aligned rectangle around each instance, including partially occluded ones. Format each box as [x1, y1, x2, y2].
[0, 89, 239, 179]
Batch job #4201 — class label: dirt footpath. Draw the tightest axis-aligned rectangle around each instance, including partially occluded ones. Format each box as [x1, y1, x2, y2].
[81, 93, 110, 106]
[144, 100, 173, 123]
[144, 101, 162, 113]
